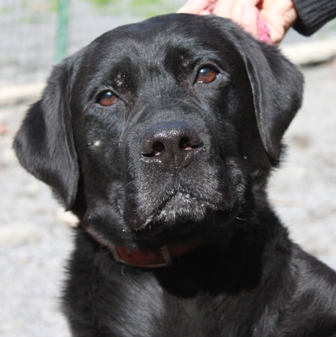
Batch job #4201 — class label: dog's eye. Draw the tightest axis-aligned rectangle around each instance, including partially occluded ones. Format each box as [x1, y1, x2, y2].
[196, 67, 218, 84]
[97, 90, 118, 106]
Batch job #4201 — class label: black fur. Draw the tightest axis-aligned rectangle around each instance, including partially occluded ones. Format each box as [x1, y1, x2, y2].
[14, 14, 336, 337]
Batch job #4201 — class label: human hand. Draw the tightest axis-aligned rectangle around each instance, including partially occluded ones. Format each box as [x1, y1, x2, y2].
[177, 0, 298, 44]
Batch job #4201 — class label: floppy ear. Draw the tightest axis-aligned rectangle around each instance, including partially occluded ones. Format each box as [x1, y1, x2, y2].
[241, 40, 304, 161]
[13, 60, 79, 210]
[209, 17, 304, 161]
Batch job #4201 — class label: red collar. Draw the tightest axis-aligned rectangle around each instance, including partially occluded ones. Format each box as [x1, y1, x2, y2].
[111, 239, 203, 268]
[82, 224, 203, 268]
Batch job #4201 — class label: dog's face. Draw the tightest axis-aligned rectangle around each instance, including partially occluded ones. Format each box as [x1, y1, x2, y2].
[14, 14, 303, 246]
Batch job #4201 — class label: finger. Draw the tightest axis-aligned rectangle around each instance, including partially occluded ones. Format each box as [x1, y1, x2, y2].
[177, 0, 216, 14]
[213, 0, 259, 21]
[264, 20, 284, 44]
[231, 1, 245, 24]
[260, 0, 298, 43]
[204, 2, 217, 13]
[200, 9, 213, 15]
[213, 0, 236, 17]
[240, 2, 259, 40]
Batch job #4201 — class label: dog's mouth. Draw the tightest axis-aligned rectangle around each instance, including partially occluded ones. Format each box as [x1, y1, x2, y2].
[129, 189, 240, 247]
[140, 191, 225, 229]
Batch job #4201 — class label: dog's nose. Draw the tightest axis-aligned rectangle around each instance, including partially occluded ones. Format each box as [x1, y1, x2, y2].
[141, 121, 203, 173]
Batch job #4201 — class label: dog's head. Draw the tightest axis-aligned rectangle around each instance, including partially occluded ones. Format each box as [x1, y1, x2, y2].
[14, 14, 303, 246]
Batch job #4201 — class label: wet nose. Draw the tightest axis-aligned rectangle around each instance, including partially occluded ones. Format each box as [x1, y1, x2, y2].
[141, 121, 203, 174]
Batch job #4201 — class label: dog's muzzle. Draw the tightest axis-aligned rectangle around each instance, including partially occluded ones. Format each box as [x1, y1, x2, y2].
[140, 121, 203, 174]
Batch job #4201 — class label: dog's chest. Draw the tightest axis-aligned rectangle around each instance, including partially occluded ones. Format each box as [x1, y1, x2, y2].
[92, 269, 262, 337]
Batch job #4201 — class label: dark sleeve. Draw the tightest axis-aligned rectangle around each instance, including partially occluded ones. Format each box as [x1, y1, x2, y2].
[292, 0, 336, 36]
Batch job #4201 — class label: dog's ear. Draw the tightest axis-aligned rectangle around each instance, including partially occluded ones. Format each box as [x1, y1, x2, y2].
[241, 40, 304, 161]
[13, 59, 79, 210]
[209, 17, 304, 161]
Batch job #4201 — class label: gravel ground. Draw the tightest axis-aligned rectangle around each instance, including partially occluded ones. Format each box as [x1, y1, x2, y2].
[1, 19, 336, 337]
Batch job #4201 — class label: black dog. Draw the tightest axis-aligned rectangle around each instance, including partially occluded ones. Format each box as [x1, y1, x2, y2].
[14, 14, 336, 336]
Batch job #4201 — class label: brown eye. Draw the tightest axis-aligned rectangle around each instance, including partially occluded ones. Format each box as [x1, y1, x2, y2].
[97, 91, 118, 106]
[196, 67, 218, 84]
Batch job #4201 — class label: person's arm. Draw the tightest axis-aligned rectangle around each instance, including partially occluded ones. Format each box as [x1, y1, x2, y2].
[292, 0, 336, 36]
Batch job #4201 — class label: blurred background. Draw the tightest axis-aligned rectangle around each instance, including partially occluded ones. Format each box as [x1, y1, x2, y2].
[1, 1, 336, 336]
